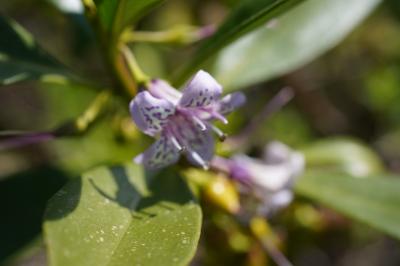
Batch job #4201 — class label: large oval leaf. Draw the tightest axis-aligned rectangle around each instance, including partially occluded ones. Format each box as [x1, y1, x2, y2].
[173, 0, 303, 85]
[213, 0, 382, 91]
[0, 16, 72, 85]
[44, 164, 202, 266]
[295, 172, 400, 240]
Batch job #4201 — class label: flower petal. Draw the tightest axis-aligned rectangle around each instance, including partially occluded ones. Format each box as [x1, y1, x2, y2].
[263, 141, 305, 176]
[179, 70, 222, 108]
[258, 189, 293, 215]
[134, 135, 180, 170]
[171, 114, 215, 168]
[185, 130, 214, 168]
[129, 91, 175, 136]
[232, 155, 293, 192]
[218, 92, 246, 115]
[148, 79, 182, 105]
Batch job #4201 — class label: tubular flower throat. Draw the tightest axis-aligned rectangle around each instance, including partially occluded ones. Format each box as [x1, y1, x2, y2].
[130, 70, 246, 170]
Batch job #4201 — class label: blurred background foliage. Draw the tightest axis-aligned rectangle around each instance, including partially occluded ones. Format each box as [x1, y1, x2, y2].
[1, 0, 400, 265]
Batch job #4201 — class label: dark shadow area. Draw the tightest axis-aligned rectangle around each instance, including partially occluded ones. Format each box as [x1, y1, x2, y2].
[0, 166, 68, 263]
[43, 176, 82, 221]
[90, 165, 194, 219]
[89, 166, 140, 211]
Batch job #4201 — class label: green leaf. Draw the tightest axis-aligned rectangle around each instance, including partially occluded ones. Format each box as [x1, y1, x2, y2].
[213, 0, 382, 91]
[94, 0, 165, 38]
[173, 0, 304, 85]
[301, 138, 384, 177]
[0, 16, 71, 85]
[44, 164, 202, 266]
[296, 172, 400, 240]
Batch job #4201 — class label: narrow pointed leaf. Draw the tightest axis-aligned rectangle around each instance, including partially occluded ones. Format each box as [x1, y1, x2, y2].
[44, 164, 202, 266]
[213, 0, 382, 91]
[0, 16, 72, 85]
[296, 172, 400, 240]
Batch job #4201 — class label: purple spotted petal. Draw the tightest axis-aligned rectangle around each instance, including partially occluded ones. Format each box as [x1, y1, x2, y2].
[179, 70, 222, 108]
[129, 91, 175, 136]
[218, 92, 246, 115]
[134, 135, 180, 169]
[184, 128, 214, 168]
[170, 114, 215, 168]
[148, 79, 182, 105]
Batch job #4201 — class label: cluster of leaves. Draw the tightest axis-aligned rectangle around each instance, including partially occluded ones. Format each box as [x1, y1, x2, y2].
[3, 0, 400, 265]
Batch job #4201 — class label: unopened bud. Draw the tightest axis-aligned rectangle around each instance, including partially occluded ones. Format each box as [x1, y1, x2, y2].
[203, 175, 240, 214]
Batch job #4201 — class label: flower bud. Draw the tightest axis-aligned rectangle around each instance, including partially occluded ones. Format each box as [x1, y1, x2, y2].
[203, 175, 240, 214]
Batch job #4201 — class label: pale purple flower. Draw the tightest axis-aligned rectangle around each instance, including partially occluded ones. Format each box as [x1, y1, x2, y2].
[130, 70, 245, 170]
[212, 141, 305, 215]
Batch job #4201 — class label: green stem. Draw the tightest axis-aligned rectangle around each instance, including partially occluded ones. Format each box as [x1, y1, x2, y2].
[75, 91, 112, 132]
[55, 90, 112, 136]
[121, 25, 215, 45]
[250, 217, 293, 266]
[0, 90, 113, 151]
[119, 45, 151, 88]
[122, 30, 178, 43]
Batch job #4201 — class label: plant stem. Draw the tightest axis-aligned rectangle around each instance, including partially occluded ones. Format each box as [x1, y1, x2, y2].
[119, 45, 150, 88]
[250, 217, 293, 266]
[75, 90, 112, 132]
[0, 91, 112, 151]
[121, 25, 216, 45]
[112, 49, 138, 97]
[225, 87, 294, 152]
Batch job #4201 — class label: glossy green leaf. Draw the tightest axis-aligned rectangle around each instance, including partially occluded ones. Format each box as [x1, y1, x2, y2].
[296, 172, 400, 240]
[213, 0, 382, 91]
[174, 0, 303, 85]
[94, 0, 165, 38]
[0, 16, 71, 85]
[301, 138, 384, 177]
[44, 164, 202, 266]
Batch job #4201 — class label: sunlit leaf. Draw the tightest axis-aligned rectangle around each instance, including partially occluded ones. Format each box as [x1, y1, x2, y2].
[174, 0, 303, 85]
[296, 172, 400, 240]
[301, 138, 384, 177]
[44, 164, 202, 266]
[0, 16, 72, 85]
[213, 0, 382, 91]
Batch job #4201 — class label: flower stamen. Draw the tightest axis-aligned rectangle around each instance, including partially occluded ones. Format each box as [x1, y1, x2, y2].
[211, 111, 228, 124]
[210, 124, 227, 141]
[187, 149, 210, 170]
[170, 135, 184, 151]
[192, 116, 207, 131]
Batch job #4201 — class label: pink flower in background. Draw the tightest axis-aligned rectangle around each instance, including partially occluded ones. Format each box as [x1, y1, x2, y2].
[212, 141, 305, 214]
